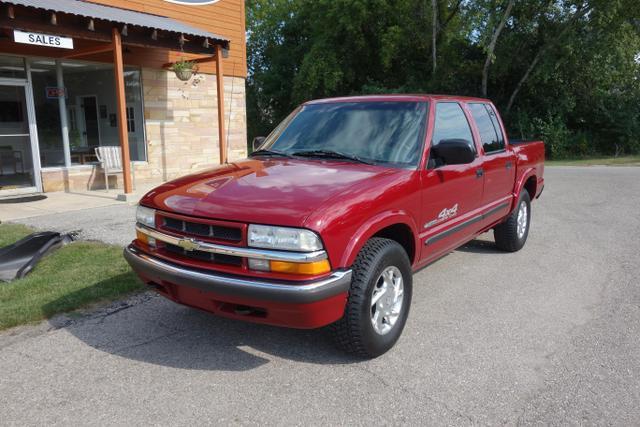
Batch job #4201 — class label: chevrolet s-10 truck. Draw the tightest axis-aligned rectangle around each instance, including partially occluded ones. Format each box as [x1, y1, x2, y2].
[125, 95, 544, 358]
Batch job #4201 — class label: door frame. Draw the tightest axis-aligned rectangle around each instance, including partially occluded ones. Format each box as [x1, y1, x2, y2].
[77, 94, 101, 147]
[0, 69, 42, 196]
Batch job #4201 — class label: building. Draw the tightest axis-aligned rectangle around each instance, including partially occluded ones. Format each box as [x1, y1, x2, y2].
[0, 0, 247, 197]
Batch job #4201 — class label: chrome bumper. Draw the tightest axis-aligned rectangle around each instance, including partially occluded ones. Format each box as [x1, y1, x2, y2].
[124, 245, 352, 304]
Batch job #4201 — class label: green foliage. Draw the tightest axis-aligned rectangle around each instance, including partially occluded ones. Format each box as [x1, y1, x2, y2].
[170, 58, 196, 72]
[246, 0, 640, 158]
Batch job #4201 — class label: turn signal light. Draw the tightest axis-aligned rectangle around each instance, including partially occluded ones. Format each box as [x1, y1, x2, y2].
[270, 260, 331, 275]
[248, 258, 330, 275]
[136, 230, 156, 248]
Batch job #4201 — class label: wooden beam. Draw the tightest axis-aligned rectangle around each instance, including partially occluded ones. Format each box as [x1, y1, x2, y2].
[112, 27, 133, 194]
[215, 44, 227, 164]
[63, 44, 113, 59]
[162, 54, 216, 69]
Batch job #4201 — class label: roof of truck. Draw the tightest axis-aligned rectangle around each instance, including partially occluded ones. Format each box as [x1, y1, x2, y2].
[305, 94, 492, 104]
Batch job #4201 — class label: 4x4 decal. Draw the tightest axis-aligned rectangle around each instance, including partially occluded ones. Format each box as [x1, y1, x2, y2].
[424, 203, 459, 229]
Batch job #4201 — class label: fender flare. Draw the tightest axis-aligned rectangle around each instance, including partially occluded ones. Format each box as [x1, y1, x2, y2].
[512, 168, 537, 210]
[340, 210, 420, 268]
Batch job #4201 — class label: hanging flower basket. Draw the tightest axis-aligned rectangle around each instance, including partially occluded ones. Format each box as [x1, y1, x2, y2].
[171, 59, 196, 81]
[175, 68, 193, 81]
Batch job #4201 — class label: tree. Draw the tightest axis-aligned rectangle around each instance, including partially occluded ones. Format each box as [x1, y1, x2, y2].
[481, 0, 515, 96]
[246, 0, 640, 158]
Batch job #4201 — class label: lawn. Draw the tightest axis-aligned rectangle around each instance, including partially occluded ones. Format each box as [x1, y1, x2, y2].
[0, 223, 143, 330]
[546, 155, 640, 166]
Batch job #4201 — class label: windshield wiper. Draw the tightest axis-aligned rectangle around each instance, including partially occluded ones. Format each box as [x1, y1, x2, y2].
[249, 149, 291, 158]
[292, 150, 375, 165]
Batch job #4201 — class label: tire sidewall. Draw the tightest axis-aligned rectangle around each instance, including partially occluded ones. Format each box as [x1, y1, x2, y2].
[355, 243, 412, 356]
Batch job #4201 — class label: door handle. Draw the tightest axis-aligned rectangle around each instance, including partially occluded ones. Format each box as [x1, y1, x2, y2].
[476, 168, 484, 178]
[505, 161, 513, 169]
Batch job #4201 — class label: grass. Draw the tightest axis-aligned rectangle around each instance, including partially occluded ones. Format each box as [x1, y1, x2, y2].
[546, 155, 640, 166]
[0, 224, 144, 330]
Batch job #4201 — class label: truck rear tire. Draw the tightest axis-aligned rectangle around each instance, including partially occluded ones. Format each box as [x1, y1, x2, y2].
[494, 191, 531, 252]
[331, 237, 412, 358]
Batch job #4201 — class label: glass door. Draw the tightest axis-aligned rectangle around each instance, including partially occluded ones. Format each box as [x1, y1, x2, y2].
[0, 83, 39, 195]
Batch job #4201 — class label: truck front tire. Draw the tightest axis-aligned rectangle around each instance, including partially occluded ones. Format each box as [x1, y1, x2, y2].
[494, 190, 531, 252]
[331, 237, 412, 358]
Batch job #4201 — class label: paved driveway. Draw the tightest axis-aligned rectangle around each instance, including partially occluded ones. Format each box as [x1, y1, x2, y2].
[1, 166, 639, 425]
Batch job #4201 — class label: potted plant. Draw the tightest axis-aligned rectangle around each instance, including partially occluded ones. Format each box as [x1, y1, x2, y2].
[171, 58, 197, 81]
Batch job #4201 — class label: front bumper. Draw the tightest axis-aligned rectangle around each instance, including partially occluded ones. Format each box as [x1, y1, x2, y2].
[124, 245, 352, 328]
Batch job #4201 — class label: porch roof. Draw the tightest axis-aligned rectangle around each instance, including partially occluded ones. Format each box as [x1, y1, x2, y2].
[2, 0, 229, 45]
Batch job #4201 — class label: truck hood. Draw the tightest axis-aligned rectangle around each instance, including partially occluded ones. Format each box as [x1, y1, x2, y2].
[141, 158, 402, 227]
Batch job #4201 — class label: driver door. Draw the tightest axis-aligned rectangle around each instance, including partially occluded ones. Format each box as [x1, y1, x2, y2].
[419, 102, 484, 265]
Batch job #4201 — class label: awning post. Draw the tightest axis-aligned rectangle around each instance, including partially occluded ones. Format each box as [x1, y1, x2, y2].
[215, 44, 227, 164]
[55, 60, 71, 167]
[112, 27, 133, 193]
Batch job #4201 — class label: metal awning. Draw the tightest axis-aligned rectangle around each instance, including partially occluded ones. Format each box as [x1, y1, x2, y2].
[2, 0, 229, 43]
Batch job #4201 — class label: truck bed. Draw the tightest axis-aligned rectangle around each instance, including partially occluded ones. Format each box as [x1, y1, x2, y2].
[512, 139, 545, 199]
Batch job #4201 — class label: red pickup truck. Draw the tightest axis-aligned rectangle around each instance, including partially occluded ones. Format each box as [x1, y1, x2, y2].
[125, 95, 544, 357]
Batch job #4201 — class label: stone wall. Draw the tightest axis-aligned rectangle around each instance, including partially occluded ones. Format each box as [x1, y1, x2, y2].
[40, 69, 248, 192]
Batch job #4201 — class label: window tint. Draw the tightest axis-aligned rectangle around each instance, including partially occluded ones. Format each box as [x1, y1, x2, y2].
[262, 102, 428, 167]
[469, 103, 504, 153]
[432, 103, 475, 153]
[487, 105, 505, 147]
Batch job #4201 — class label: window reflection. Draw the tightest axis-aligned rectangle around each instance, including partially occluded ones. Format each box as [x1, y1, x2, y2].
[30, 59, 146, 167]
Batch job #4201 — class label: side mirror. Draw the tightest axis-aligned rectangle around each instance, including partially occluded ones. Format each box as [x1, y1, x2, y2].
[252, 136, 266, 152]
[431, 139, 475, 165]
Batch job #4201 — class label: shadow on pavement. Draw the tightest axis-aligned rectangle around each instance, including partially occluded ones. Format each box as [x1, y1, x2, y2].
[457, 238, 503, 254]
[45, 279, 363, 372]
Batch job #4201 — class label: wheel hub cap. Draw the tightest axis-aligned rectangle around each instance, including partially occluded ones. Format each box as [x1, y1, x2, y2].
[517, 201, 528, 239]
[370, 266, 404, 335]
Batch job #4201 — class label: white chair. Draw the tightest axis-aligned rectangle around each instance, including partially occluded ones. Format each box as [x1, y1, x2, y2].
[94, 146, 135, 192]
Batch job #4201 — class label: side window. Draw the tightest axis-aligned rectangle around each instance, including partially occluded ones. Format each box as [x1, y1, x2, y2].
[487, 105, 505, 147]
[469, 103, 504, 153]
[432, 102, 475, 153]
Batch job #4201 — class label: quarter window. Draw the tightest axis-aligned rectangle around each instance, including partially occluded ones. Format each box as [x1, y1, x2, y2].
[432, 102, 475, 153]
[469, 103, 505, 153]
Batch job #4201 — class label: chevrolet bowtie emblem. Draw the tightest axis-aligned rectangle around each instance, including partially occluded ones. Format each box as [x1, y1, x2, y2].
[177, 238, 199, 251]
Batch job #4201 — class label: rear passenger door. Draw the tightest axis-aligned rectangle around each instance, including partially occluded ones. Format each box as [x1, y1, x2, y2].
[468, 103, 516, 208]
[419, 102, 484, 264]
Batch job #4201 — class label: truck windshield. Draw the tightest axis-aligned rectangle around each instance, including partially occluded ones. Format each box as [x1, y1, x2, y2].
[259, 101, 428, 168]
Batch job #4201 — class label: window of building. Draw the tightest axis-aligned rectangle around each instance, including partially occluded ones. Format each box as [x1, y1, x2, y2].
[30, 60, 64, 167]
[432, 102, 475, 153]
[126, 106, 135, 133]
[0, 55, 26, 79]
[469, 103, 505, 154]
[29, 58, 146, 167]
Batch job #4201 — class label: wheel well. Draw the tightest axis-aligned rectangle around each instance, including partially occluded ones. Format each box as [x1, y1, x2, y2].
[524, 176, 537, 199]
[372, 223, 415, 264]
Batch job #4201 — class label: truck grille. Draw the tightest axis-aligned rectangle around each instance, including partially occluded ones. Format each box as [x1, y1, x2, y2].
[164, 243, 242, 266]
[160, 216, 242, 243]
[154, 212, 246, 270]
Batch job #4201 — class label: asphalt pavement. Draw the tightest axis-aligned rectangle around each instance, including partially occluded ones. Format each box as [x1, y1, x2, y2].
[1, 166, 639, 425]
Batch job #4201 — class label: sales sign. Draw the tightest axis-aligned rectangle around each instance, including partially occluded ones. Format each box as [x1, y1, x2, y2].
[14, 30, 73, 49]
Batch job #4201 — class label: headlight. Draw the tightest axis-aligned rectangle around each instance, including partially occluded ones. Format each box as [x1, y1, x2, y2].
[248, 224, 323, 251]
[136, 205, 156, 228]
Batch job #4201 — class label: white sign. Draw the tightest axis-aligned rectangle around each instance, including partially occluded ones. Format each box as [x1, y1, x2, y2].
[14, 30, 73, 49]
